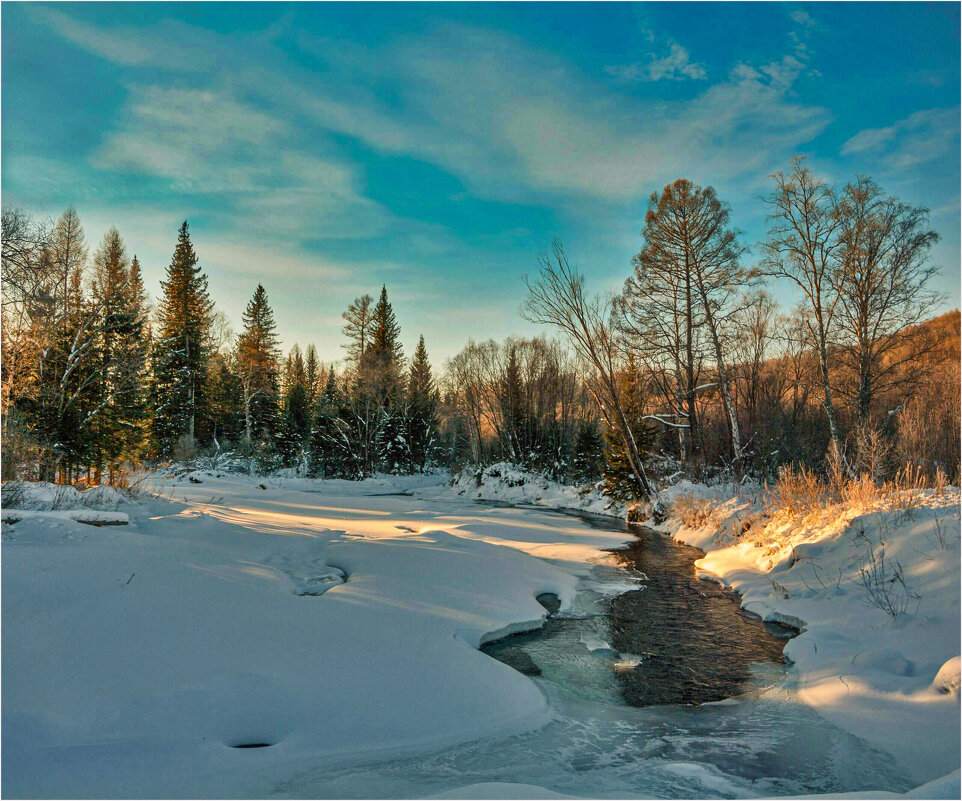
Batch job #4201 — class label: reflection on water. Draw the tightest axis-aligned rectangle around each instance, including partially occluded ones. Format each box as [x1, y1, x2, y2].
[484, 522, 793, 707]
[278, 510, 913, 799]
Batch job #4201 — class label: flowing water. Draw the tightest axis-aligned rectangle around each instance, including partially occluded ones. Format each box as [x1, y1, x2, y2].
[281, 509, 913, 799]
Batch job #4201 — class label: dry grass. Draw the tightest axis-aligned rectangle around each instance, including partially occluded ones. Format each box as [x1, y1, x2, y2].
[672, 492, 724, 529]
[767, 460, 946, 522]
[765, 465, 827, 520]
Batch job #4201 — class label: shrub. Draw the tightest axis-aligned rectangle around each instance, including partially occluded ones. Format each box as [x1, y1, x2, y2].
[850, 527, 920, 618]
[672, 492, 723, 529]
[766, 464, 826, 519]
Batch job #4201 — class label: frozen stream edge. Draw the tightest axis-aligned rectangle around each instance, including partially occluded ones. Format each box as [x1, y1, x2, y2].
[277, 505, 916, 800]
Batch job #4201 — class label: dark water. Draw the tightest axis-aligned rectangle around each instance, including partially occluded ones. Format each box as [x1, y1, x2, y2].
[483, 516, 794, 707]
[280, 507, 913, 798]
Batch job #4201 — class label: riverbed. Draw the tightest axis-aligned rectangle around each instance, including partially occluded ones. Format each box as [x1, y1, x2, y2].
[283, 508, 913, 799]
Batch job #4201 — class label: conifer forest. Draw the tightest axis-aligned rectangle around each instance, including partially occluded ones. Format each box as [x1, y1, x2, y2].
[3, 162, 958, 494]
[2, 5, 960, 799]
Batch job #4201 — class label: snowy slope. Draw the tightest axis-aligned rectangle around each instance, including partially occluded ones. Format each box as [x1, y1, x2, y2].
[448, 462, 626, 518]
[3, 468, 958, 798]
[2, 471, 632, 798]
[657, 484, 961, 788]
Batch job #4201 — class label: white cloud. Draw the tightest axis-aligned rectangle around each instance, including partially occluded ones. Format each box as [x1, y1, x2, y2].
[288, 25, 829, 201]
[33, 11, 831, 207]
[92, 84, 391, 239]
[841, 108, 959, 170]
[606, 42, 707, 82]
[789, 10, 817, 28]
[28, 6, 222, 71]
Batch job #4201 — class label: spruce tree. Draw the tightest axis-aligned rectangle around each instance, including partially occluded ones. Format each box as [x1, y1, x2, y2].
[309, 368, 348, 478]
[207, 351, 244, 448]
[150, 221, 213, 457]
[365, 285, 404, 401]
[278, 381, 311, 469]
[304, 344, 321, 408]
[278, 345, 311, 468]
[602, 356, 657, 502]
[90, 231, 149, 478]
[572, 419, 605, 484]
[366, 286, 407, 471]
[19, 208, 96, 481]
[235, 284, 281, 448]
[407, 335, 440, 472]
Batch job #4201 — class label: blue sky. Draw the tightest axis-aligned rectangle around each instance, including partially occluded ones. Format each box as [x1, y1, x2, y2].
[3, 2, 959, 364]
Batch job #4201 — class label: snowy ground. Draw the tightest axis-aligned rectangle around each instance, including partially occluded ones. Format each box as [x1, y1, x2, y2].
[2, 469, 959, 798]
[651, 480, 961, 791]
[2, 471, 636, 798]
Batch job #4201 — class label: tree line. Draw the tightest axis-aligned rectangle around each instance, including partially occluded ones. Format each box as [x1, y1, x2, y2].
[2, 214, 440, 481]
[2, 156, 957, 495]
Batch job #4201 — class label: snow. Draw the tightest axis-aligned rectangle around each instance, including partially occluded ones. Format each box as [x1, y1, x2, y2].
[2, 468, 959, 798]
[2, 470, 632, 798]
[448, 462, 626, 519]
[656, 482, 961, 789]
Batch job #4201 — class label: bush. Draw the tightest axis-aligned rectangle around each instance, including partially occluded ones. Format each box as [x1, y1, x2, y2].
[850, 527, 920, 618]
[1, 480, 27, 509]
[672, 492, 723, 529]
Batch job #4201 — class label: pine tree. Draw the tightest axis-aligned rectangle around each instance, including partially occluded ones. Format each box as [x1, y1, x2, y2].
[572, 419, 605, 484]
[304, 344, 321, 408]
[278, 381, 311, 469]
[235, 284, 280, 448]
[407, 335, 440, 472]
[207, 351, 243, 448]
[363, 286, 407, 471]
[150, 221, 213, 457]
[365, 285, 404, 403]
[309, 368, 349, 478]
[89, 231, 149, 478]
[278, 345, 311, 468]
[602, 356, 657, 502]
[19, 208, 97, 481]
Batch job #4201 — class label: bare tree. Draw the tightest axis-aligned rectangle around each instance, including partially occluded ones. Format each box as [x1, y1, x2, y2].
[341, 294, 374, 373]
[731, 290, 781, 443]
[762, 157, 851, 474]
[523, 240, 660, 511]
[623, 179, 752, 463]
[831, 176, 941, 425]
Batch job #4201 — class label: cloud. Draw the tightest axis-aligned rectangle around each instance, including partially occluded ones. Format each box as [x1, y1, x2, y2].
[32, 9, 831, 207]
[606, 42, 707, 82]
[290, 25, 828, 201]
[92, 84, 391, 239]
[841, 107, 959, 170]
[789, 10, 817, 28]
[27, 6, 222, 71]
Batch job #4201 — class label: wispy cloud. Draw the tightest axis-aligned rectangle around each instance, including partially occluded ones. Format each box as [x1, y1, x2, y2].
[291, 25, 828, 201]
[841, 107, 960, 170]
[606, 42, 707, 82]
[28, 6, 221, 70]
[33, 11, 830, 208]
[92, 83, 390, 239]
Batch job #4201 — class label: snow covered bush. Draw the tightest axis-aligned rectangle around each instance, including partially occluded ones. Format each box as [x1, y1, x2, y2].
[1, 480, 27, 509]
[850, 525, 920, 618]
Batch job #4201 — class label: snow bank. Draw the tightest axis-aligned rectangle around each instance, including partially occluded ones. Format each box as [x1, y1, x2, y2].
[658, 483, 961, 787]
[1, 508, 129, 526]
[2, 480, 131, 511]
[450, 463, 626, 518]
[3, 471, 638, 798]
